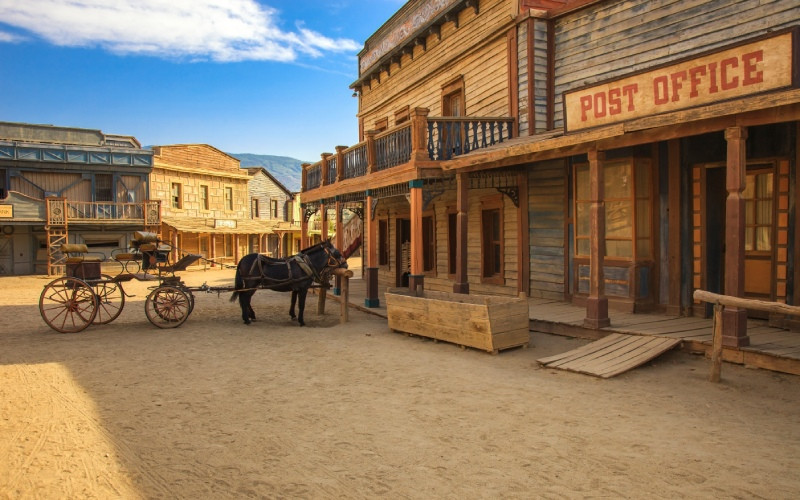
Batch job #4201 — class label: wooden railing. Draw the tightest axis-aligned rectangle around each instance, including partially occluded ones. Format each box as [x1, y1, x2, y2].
[375, 123, 412, 171]
[693, 290, 800, 382]
[67, 201, 147, 221]
[301, 107, 516, 192]
[427, 117, 515, 160]
[342, 143, 368, 179]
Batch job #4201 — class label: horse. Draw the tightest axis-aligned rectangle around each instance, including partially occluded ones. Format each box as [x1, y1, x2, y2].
[230, 240, 348, 326]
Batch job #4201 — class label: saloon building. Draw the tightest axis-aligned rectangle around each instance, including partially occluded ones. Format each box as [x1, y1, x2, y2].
[300, 0, 800, 349]
[0, 121, 157, 275]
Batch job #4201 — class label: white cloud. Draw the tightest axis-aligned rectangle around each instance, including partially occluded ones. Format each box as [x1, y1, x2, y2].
[0, 30, 26, 43]
[0, 0, 361, 62]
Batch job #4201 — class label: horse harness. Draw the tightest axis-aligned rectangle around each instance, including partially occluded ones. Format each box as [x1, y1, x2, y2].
[246, 245, 342, 288]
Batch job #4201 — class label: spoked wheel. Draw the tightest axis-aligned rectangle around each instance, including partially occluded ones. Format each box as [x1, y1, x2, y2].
[39, 277, 98, 333]
[92, 275, 125, 324]
[145, 286, 190, 328]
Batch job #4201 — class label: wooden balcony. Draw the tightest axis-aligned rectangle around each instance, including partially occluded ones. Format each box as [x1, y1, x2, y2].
[302, 108, 514, 202]
[45, 197, 161, 227]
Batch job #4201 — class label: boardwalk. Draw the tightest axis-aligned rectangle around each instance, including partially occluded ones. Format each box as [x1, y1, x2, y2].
[332, 268, 800, 377]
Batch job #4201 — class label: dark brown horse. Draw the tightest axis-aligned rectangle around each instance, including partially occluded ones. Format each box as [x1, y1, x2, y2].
[230, 240, 347, 326]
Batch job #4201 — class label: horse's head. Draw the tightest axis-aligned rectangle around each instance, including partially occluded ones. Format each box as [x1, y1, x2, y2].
[321, 240, 348, 269]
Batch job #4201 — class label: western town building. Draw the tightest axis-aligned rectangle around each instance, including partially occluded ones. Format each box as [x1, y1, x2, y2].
[244, 166, 297, 258]
[151, 144, 280, 266]
[300, 0, 800, 349]
[0, 121, 157, 276]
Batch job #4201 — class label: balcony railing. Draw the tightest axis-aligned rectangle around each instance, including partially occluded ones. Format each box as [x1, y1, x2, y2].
[426, 117, 514, 161]
[46, 198, 161, 226]
[302, 107, 515, 192]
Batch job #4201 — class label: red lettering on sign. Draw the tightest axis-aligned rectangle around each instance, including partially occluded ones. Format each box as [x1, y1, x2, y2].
[742, 50, 764, 85]
[594, 92, 607, 118]
[688, 66, 707, 97]
[670, 70, 687, 102]
[622, 84, 638, 110]
[708, 62, 719, 93]
[580, 95, 592, 121]
[608, 87, 621, 115]
[653, 76, 669, 105]
[721, 57, 738, 90]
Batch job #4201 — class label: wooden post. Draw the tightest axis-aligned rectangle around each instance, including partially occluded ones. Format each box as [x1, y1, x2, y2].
[517, 171, 530, 296]
[584, 149, 610, 329]
[709, 304, 724, 382]
[320, 202, 328, 242]
[210, 234, 217, 267]
[334, 268, 354, 323]
[365, 131, 377, 174]
[335, 146, 346, 182]
[334, 200, 344, 295]
[300, 208, 309, 249]
[410, 108, 430, 162]
[723, 127, 749, 347]
[320, 153, 331, 186]
[667, 139, 682, 315]
[453, 172, 469, 294]
[408, 179, 424, 292]
[318, 287, 327, 314]
[365, 191, 380, 307]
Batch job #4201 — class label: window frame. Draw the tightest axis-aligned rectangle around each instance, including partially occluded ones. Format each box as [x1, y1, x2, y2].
[441, 75, 465, 117]
[270, 199, 279, 219]
[199, 184, 209, 211]
[480, 195, 504, 284]
[251, 197, 260, 219]
[224, 186, 233, 212]
[170, 182, 183, 209]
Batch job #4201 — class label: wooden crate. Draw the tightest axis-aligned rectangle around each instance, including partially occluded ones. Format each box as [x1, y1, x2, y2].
[385, 288, 530, 354]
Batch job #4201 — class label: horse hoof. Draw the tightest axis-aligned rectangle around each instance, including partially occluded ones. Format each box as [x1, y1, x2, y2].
[244, 320, 251, 325]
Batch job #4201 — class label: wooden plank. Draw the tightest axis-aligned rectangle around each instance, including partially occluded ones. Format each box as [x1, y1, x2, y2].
[599, 338, 682, 379]
[536, 333, 630, 365]
[555, 335, 646, 371]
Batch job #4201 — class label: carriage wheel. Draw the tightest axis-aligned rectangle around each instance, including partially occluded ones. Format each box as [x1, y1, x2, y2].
[145, 286, 190, 328]
[92, 275, 125, 324]
[39, 277, 98, 333]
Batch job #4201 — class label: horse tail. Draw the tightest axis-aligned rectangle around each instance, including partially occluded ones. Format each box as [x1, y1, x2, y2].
[230, 261, 244, 302]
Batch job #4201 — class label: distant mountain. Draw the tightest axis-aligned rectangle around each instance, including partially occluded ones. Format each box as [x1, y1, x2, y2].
[229, 153, 306, 192]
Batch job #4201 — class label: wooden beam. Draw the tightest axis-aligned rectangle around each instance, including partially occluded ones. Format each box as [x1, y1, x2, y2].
[667, 139, 681, 315]
[584, 148, 610, 329]
[453, 172, 469, 294]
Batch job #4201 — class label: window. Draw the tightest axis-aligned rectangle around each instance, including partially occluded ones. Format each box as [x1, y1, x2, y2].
[374, 117, 388, 133]
[379, 219, 389, 265]
[251, 198, 260, 219]
[224, 187, 233, 211]
[574, 158, 652, 260]
[171, 182, 182, 209]
[270, 199, 279, 218]
[422, 215, 435, 272]
[394, 106, 410, 125]
[200, 185, 209, 210]
[199, 235, 209, 257]
[441, 76, 465, 117]
[447, 211, 457, 275]
[744, 170, 774, 253]
[223, 234, 233, 257]
[95, 174, 113, 202]
[481, 197, 503, 283]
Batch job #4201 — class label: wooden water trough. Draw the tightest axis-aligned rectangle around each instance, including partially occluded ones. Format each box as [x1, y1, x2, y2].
[385, 288, 530, 354]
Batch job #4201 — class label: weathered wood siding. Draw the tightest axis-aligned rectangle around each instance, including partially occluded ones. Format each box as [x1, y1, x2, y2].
[359, 0, 515, 131]
[552, 0, 800, 128]
[374, 186, 519, 297]
[528, 159, 567, 299]
[518, 17, 549, 135]
[247, 169, 292, 221]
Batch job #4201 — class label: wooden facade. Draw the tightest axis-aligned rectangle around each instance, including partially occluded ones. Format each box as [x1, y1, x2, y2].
[151, 144, 273, 267]
[301, 0, 800, 348]
[244, 167, 296, 257]
[0, 121, 155, 275]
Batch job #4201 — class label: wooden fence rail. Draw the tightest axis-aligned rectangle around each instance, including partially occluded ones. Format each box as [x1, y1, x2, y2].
[692, 290, 800, 382]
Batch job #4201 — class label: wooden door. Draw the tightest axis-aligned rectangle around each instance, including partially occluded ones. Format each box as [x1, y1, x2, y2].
[0, 237, 11, 275]
[743, 168, 775, 301]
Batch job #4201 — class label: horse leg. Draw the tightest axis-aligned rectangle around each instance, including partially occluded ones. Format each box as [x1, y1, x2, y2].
[289, 290, 298, 320]
[240, 290, 254, 325]
[297, 288, 308, 326]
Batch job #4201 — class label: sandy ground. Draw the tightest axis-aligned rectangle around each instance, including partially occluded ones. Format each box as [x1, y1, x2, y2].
[1, 268, 800, 499]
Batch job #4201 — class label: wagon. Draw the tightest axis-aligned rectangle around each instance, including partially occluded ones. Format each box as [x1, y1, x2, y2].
[39, 231, 202, 333]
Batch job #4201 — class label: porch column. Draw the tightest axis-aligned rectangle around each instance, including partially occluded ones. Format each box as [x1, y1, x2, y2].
[301, 210, 309, 249]
[584, 149, 610, 329]
[667, 139, 682, 315]
[453, 172, 469, 294]
[723, 127, 750, 347]
[334, 200, 344, 295]
[408, 179, 425, 292]
[320, 203, 328, 242]
[210, 234, 216, 267]
[365, 191, 380, 307]
[517, 171, 530, 296]
[171, 231, 178, 263]
[234, 234, 240, 263]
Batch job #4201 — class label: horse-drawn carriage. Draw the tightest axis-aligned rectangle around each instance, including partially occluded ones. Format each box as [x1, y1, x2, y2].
[38, 232, 348, 333]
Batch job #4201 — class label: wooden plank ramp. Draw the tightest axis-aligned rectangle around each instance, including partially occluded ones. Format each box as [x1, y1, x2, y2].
[537, 333, 682, 378]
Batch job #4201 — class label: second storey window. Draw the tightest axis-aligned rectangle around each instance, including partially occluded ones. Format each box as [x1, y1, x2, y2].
[251, 198, 259, 219]
[171, 182, 182, 209]
[270, 199, 279, 218]
[200, 185, 209, 210]
[95, 174, 113, 202]
[224, 187, 233, 211]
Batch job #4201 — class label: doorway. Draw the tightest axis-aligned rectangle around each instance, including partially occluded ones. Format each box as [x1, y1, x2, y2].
[395, 218, 411, 287]
[704, 167, 726, 316]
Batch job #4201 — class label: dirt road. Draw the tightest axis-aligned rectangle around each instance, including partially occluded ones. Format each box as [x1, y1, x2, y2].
[1, 270, 799, 499]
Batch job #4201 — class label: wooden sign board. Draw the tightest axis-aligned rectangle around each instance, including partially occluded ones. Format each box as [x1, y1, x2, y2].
[0, 205, 12, 218]
[564, 29, 799, 132]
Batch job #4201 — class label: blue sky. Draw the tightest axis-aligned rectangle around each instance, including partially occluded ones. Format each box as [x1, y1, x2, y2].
[0, 0, 404, 162]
